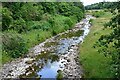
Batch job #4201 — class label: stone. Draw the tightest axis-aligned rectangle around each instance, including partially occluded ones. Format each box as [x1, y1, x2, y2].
[67, 59, 70, 62]
[25, 60, 33, 64]
[69, 49, 74, 52]
[69, 74, 73, 77]
[64, 57, 67, 60]
[57, 70, 61, 73]
[26, 71, 32, 76]
[59, 65, 63, 68]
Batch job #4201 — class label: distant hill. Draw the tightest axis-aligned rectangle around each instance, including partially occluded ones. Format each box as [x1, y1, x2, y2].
[85, 2, 117, 10]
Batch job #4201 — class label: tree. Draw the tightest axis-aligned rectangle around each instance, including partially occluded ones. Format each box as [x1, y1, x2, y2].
[21, 2, 43, 21]
[40, 2, 56, 14]
[10, 18, 27, 33]
[2, 7, 13, 31]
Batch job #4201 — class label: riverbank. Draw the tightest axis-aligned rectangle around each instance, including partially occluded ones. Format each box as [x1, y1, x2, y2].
[79, 11, 113, 78]
[0, 15, 94, 79]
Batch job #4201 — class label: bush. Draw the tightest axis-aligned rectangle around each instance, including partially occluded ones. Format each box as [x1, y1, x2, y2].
[2, 32, 28, 58]
[92, 11, 105, 18]
[71, 6, 84, 21]
[10, 18, 27, 33]
[69, 15, 78, 23]
[31, 21, 51, 31]
[51, 15, 74, 35]
[64, 17, 73, 27]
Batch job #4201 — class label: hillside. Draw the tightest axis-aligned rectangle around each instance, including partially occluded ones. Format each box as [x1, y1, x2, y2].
[85, 2, 117, 10]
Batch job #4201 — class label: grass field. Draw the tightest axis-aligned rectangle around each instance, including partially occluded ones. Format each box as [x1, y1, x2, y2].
[79, 11, 114, 78]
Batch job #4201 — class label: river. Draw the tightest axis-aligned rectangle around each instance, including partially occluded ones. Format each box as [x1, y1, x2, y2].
[0, 15, 95, 79]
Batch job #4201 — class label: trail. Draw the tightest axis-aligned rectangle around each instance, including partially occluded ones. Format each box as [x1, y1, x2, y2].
[0, 15, 95, 79]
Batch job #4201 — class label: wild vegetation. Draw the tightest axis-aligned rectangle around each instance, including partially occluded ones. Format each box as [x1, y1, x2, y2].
[1, 2, 85, 63]
[1, 1, 120, 79]
[80, 11, 113, 78]
[95, 2, 120, 78]
[80, 1, 120, 78]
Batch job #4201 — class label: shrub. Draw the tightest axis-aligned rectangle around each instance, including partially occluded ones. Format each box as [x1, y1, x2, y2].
[56, 70, 63, 80]
[2, 32, 28, 58]
[10, 18, 27, 33]
[92, 11, 105, 18]
[64, 17, 74, 28]
[51, 15, 73, 35]
[31, 21, 51, 31]
[89, 19, 93, 25]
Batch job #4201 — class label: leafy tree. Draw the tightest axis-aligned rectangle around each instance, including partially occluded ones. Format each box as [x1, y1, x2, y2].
[85, 2, 116, 10]
[71, 6, 84, 21]
[73, 2, 85, 12]
[40, 2, 56, 14]
[10, 18, 27, 33]
[57, 2, 71, 16]
[2, 7, 13, 31]
[2, 2, 23, 20]
[21, 3, 43, 21]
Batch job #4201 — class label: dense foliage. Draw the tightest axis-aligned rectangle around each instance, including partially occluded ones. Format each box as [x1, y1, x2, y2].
[95, 2, 120, 78]
[2, 2, 85, 32]
[85, 2, 116, 10]
[2, 2, 84, 61]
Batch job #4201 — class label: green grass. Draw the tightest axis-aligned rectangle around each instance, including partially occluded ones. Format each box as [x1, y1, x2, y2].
[1, 30, 52, 64]
[2, 51, 13, 64]
[79, 11, 113, 78]
[21, 29, 52, 48]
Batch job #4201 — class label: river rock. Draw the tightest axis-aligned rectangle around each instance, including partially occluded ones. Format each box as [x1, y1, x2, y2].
[69, 49, 74, 52]
[67, 59, 70, 62]
[25, 60, 33, 64]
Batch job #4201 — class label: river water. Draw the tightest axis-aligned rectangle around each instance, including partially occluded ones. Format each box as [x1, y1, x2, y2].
[35, 15, 94, 78]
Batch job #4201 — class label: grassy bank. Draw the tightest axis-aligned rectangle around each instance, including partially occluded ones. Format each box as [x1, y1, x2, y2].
[2, 15, 76, 64]
[79, 11, 113, 78]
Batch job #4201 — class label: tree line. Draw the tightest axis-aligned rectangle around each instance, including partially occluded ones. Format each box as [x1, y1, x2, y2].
[85, 2, 116, 10]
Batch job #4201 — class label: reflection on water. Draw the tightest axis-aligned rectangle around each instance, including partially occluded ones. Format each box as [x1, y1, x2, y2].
[37, 60, 60, 78]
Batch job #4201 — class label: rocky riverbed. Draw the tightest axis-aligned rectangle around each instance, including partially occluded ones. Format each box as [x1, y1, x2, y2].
[0, 15, 95, 79]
